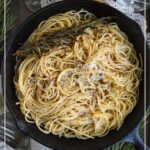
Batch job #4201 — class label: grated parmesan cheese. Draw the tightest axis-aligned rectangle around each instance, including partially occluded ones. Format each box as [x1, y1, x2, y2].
[84, 62, 98, 70]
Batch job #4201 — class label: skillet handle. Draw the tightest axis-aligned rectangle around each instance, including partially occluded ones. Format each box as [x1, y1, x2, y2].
[122, 123, 150, 150]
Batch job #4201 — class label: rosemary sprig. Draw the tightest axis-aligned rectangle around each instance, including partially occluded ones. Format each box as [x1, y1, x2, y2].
[105, 142, 136, 150]
[0, 0, 15, 51]
[139, 106, 150, 140]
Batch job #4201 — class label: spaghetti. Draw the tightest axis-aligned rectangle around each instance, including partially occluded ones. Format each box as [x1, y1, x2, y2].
[14, 10, 142, 139]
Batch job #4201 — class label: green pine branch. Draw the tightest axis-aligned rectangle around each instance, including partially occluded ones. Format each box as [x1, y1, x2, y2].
[0, 0, 15, 51]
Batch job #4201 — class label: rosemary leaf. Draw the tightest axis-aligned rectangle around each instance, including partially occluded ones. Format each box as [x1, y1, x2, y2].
[0, 0, 15, 52]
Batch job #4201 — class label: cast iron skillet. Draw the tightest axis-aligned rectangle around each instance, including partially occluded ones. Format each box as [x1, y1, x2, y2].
[3, 0, 150, 149]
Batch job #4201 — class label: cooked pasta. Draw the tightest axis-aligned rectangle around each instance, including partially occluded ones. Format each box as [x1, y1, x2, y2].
[14, 10, 142, 139]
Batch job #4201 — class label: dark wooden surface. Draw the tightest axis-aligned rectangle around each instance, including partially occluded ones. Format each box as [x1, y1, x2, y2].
[15, 0, 32, 26]
[146, 8, 150, 32]
[11, 0, 32, 32]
